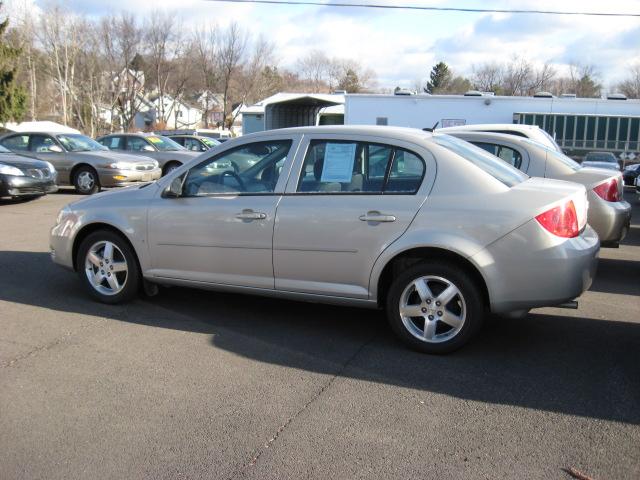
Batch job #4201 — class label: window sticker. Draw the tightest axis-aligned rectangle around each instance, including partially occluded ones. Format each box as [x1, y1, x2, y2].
[147, 136, 162, 144]
[320, 143, 356, 183]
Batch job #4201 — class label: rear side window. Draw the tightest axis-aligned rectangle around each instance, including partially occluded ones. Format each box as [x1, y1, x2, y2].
[30, 135, 58, 152]
[99, 136, 123, 149]
[297, 140, 425, 194]
[434, 134, 527, 187]
[472, 142, 523, 169]
[1, 135, 29, 151]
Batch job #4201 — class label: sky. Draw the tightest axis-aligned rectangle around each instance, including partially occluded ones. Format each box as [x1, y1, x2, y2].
[6, 0, 640, 91]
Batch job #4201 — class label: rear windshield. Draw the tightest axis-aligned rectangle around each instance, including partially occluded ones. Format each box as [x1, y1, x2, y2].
[520, 138, 581, 171]
[585, 152, 617, 163]
[433, 134, 528, 187]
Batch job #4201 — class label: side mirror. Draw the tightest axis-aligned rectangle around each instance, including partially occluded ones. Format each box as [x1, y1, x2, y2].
[164, 176, 184, 198]
[48, 145, 63, 153]
[142, 145, 155, 152]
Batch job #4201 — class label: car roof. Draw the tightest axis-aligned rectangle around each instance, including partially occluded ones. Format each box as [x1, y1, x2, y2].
[438, 123, 542, 133]
[437, 130, 549, 150]
[242, 125, 434, 143]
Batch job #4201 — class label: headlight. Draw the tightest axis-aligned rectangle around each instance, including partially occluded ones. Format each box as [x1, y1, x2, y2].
[44, 161, 56, 173]
[56, 206, 71, 225]
[108, 162, 135, 170]
[152, 160, 159, 168]
[0, 163, 24, 176]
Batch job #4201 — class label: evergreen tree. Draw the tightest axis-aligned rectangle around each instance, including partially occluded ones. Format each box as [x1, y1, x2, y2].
[425, 61, 452, 94]
[0, 15, 27, 123]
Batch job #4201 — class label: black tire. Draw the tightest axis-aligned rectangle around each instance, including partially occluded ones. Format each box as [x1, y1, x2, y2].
[73, 166, 101, 195]
[385, 261, 484, 354]
[76, 230, 140, 304]
[162, 161, 182, 176]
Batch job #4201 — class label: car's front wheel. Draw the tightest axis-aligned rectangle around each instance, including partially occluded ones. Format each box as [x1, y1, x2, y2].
[163, 161, 182, 176]
[386, 261, 484, 354]
[77, 230, 140, 304]
[73, 166, 101, 195]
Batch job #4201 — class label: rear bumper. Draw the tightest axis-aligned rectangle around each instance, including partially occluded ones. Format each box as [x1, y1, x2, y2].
[97, 168, 162, 187]
[473, 220, 600, 314]
[588, 196, 632, 244]
[0, 174, 58, 197]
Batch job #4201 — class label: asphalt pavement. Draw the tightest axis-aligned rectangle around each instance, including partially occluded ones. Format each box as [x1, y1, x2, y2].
[1, 188, 638, 480]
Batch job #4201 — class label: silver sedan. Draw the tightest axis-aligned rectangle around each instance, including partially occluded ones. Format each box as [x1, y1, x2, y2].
[50, 126, 599, 353]
[444, 131, 632, 247]
[0, 132, 161, 194]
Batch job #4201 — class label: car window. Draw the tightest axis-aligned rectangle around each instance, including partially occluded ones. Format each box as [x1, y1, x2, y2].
[386, 149, 426, 192]
[1, 135, 29, 151]
[182, 140, 292, 196]
[169, 136, 184, 146]
[57, 134, 106, 152]
[126, 136, 154, 152]
[184, 138, 204, 152]
[434, 134, 527, 187]
[30, 135, 59, 153]
[0, 144, 10, 153]
[297, 140, 424, 194]
[472, 142, 523, 169]
[98, 136, 123, 149]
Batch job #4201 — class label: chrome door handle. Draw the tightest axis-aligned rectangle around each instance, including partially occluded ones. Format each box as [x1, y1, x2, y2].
[235, 210, 267, 220]
[359, 211, 396, 222]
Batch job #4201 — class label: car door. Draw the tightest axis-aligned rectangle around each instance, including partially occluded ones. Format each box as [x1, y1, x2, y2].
[273, 134, 431, 299]
[146, 135, 300, 289]
[28, 134, 69, 181]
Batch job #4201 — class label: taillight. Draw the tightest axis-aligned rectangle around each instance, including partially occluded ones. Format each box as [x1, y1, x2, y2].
[536, 200, 579, 238]
[593, 178, 620, 202]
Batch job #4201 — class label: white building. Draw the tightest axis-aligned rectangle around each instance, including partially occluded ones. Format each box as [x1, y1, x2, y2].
[345, 93, 640, 156]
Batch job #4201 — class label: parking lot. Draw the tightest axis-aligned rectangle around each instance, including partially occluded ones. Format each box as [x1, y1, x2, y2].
[0, 188, 638, 479]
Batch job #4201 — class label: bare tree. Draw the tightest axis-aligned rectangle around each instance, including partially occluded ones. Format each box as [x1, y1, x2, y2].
[145, 11, 184, 125]
[192, 23, 220, 127]
[37, 4, 84, 126]
[502, 57, 533, 96]
[217, 22, 247, 128]
[100, 13, 144, 131]
[471, 62, 503, 93]
[617, 63, 640, 99]
[295, 50, 331, 93]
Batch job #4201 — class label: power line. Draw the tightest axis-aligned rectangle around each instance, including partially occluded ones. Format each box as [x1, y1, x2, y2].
[204, 0, 640, 17]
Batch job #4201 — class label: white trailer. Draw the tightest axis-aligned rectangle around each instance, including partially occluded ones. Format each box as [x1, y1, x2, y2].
[345, 93, 640, 156]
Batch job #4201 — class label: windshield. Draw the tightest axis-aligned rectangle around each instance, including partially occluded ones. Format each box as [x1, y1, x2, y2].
[585, 152, 617, 163]
[434, 134, 528, 187]
[57, 134, 107, 152]
[0, 144, 10, 153]
[201, 137, 220, 148]
[145, 135, 185, 151]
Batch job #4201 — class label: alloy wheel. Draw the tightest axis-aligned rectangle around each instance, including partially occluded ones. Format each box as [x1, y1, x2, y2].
[84, 240, 128, 296]
[399, 275, 466, 343]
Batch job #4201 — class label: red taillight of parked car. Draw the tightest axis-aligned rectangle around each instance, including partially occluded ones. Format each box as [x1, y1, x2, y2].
[536, 200, 579, 238]
[593, 178, 620, 202]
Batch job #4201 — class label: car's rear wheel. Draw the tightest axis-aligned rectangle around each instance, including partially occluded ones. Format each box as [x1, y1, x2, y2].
[386, 261, 483, 354]
[163, 161, 182, 176]
[73, 166, 100, 195]
[77, 230, 140, 304]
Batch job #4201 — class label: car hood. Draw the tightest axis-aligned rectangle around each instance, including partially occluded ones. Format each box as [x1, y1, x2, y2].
[581, 161, 619, 171]
[69, 151, 157, 164]
[0, 152, 51, 170]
